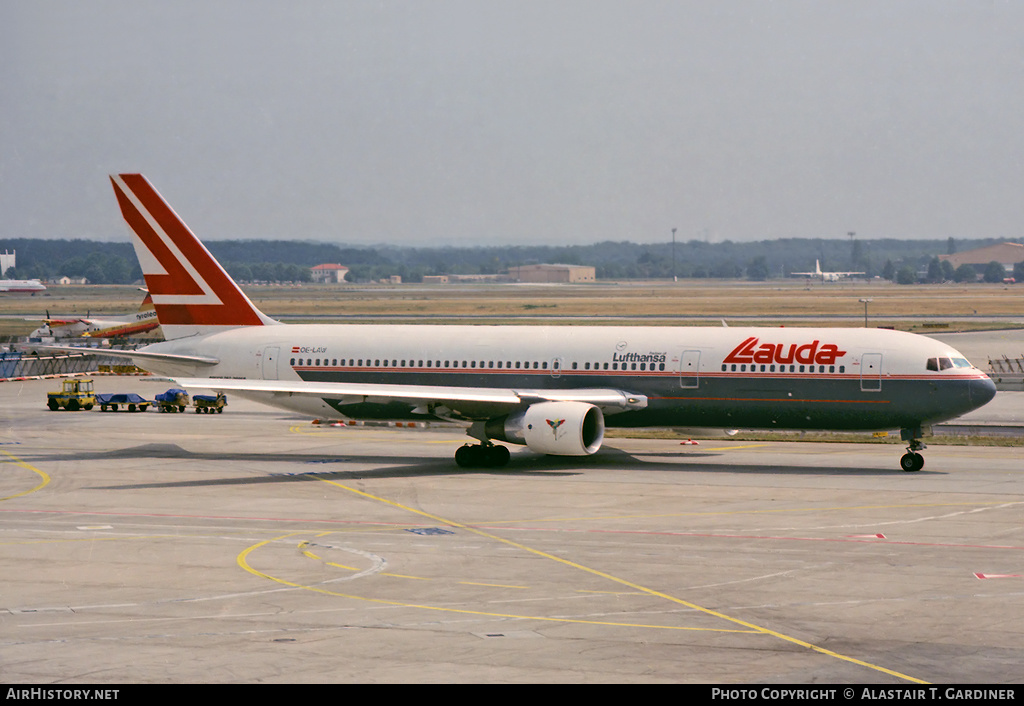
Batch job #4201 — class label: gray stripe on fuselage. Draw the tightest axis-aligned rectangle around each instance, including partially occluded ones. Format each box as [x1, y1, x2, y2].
[296, 368, 986, 431]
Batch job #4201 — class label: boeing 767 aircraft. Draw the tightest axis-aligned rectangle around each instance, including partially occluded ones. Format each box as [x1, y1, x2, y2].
[45, 175, 997, 472]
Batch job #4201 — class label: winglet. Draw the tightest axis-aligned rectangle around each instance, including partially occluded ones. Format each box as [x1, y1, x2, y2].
[110, 174, 278, 339]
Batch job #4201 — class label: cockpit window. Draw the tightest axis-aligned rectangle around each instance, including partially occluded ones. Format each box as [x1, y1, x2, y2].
[928, 356, 973, 371]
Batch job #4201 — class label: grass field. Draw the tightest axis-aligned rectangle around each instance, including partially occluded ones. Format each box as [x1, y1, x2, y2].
[2, 279, 1022, 340]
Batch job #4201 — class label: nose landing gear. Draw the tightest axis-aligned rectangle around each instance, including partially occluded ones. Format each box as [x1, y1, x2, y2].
[900, 448, 925, 472]
[899, 427, 927, 472]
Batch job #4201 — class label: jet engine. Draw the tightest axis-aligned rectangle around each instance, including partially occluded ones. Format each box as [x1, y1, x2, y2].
[484, 401, 605, 456]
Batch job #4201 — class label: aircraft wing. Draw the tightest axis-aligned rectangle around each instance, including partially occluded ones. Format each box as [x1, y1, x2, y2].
[168, 376, 648, 418]
[31, 317, 85, 326]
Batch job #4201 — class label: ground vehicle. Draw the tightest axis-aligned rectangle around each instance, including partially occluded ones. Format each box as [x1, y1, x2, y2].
[193, 393, 226, 413]
[97, 392, 150, 412]
[46, 378, 96, 411]
[155, 388, 189, 413]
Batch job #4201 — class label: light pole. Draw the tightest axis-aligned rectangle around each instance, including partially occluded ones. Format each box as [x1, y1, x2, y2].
[859, 298, 872, 328]
[672, 228, 677, 282]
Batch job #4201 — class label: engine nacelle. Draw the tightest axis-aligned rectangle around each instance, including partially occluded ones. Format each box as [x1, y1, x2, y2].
[484, 401, 605, 456]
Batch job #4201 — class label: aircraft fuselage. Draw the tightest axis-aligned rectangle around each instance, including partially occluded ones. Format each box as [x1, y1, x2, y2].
[142, 322, 994, 434]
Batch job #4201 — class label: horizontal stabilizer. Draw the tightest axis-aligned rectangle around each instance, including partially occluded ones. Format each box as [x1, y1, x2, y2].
[24, 345, 219, 366]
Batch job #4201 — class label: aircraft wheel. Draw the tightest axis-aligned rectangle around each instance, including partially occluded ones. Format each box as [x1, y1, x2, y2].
[900, 452, 924, 472]
[455, 444, 510, 469]
[455, 445, 478, 468]
[488, 445, 510, 467]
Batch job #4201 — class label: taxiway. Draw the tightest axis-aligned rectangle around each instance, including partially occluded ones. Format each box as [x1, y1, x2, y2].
[1, 376, 1022, 683]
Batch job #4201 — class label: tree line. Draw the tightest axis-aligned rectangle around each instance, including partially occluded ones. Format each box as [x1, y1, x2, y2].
[1, 236, 1019, 284]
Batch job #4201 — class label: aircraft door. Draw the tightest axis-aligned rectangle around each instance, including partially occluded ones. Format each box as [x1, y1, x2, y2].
[549, 356, 564, 379]
[679, 350, 700, 389]
[262, 346, 280, 380]
[860, 353, 882, 391]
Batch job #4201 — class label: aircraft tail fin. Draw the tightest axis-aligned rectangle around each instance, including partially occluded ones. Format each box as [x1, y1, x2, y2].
[110, 174, 279, 339]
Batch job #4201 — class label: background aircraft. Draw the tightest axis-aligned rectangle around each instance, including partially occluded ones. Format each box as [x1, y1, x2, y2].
[29, 293, 158, 339]
[791, 260, 865, 282]
[0, 279, 46, 293]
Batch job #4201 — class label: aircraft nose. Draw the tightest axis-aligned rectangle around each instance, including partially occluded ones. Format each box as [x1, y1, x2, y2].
[970, 375, 997, 407]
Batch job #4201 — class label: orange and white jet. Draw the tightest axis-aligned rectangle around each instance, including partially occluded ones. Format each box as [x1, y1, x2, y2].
[44, 175, 997, 472]
[30, 294, 159, 339]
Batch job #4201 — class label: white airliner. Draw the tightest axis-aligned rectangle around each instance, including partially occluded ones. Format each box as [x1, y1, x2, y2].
[47, 174, 997, 472]
[791, 260, 865, 282]
[0, 279, 46, 293]
[30, 294, 159, 339]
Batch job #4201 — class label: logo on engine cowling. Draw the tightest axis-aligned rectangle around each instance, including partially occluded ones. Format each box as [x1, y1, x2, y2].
[724, 337, 847, 366]
[546, 418, 567, 440]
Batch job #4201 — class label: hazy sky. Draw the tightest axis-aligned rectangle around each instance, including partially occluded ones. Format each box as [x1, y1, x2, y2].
[3, 1, 1023, 246]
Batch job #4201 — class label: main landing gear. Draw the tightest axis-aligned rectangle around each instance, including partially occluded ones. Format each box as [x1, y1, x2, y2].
[899, 427, 927, 472]
[454, 442, 510, 469]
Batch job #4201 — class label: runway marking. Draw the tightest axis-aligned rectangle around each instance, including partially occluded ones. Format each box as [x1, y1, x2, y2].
[461, 500, 1021, 527]
[670, 443, 769, 452]
[0, 450, 50, 501]
[238, 538, 758, 633]
[236, 474, 927, 684]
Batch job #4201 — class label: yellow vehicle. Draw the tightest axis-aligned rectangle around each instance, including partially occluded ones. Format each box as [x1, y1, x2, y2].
[46, 378, 96, 411]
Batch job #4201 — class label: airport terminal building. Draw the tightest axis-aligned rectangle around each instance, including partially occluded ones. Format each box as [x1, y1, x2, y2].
[509, 264, 596, 283]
